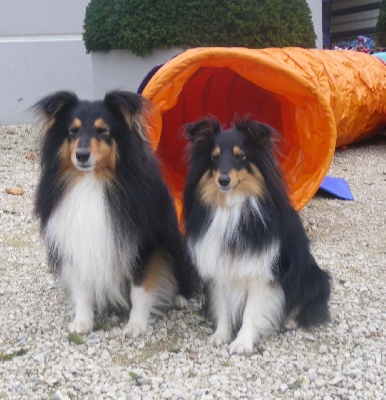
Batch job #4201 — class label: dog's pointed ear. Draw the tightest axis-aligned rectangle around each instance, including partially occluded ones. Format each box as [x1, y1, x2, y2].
[234, 118, 275, 147]
[33, 91, 78, 122]
[104, 90, 149, 142]
[184, 118, 221, 144]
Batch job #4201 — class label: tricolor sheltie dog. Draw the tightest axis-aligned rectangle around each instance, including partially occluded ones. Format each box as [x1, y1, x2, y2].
[34, 90, 194, 336]
[183, 117, 331, 354]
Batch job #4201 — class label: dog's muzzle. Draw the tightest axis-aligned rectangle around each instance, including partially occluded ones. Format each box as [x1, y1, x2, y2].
[218, 174, 231, 191]
[76, 148, 90, 163]
[72, 147, 94, 171]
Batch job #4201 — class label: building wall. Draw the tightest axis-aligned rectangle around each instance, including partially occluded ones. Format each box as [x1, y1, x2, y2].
[0, 0, 93, 124]
[331, 0, 381, 43]
[0, 1, 323, 125]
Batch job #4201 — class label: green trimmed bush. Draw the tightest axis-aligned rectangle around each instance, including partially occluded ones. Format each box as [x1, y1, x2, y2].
[83, 0, 316, 56]
[376, 0, 386, 47]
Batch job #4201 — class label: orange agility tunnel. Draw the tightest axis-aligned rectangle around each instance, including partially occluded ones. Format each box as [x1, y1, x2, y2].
[141, 47, 386, 214]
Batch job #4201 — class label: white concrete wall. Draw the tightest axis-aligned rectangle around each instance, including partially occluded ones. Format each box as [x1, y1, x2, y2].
[92, 48, 184, 99]
[0, 0, 93, 124]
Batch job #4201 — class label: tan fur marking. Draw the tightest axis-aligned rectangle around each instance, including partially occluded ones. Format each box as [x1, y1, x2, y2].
[58, 139, 84, 185]
[119, 106, 133, 126]
[211, 147, 221, 159]
[198, 171, 227, 207]
[59, 138, 78, 172]
[39, 114, 56, 131]
[119, 106, 149, 143]
[234, 165, 265, 198]
[233, 146, 246, 158]
[142, 250, 165, 292]
[94, 118, 109, 131]
[89, 138, 117, 179]
[227, 170, 240, 189]
[70, 118, 82, 130]
[60, 136, 117, 180]
[198, 165, 265, 208]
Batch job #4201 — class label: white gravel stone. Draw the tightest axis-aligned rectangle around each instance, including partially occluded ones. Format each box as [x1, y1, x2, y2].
[1, 124, 385, 399]
[280, 384, 288, 392]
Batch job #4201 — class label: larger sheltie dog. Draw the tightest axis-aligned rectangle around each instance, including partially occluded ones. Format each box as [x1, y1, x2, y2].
[34, 90, 194, 336]
[183, 117, 331, 354]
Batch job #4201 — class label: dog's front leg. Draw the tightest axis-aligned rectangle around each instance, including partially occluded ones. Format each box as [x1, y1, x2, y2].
[67, 279, 95, 334]
[208, 280, 232, 346]
[123, 285, 153, 337]
[229, 278, 284, 354]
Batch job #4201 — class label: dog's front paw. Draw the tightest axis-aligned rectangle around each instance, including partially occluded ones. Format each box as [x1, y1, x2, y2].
[285, 318, 299, 330]
[229, 337, 254, 355]
[208, 330, 231, 346]
[123, 320, 147, 338]
[174, 295, 188, 309]
[68, 318, 93, 334]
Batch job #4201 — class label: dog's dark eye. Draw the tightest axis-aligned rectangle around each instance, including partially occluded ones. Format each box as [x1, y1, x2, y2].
[235, 153, 246, 161]
[96, 127, 109, 136]
[211, 153, 220, 161]
[69, 127, 79, 136]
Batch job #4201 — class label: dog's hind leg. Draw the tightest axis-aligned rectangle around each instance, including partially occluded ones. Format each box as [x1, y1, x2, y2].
[285, 262, 331, 329]
[229, 278, 284, 354]
[295, 265, 331, 328]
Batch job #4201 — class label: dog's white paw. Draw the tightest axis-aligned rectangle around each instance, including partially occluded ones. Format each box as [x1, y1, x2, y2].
[285, 318, 299, 330]
[174, 295, 188, 309]
[208, 330, 231, 346]
[123, 321, 147, 338]
[68, 318, 93, 334]
[229, 337, 254, 355]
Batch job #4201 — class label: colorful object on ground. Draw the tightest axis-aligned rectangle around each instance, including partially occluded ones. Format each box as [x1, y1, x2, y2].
[373, 52, 386, 62]
[319, 177, 354, 201]
[140, 47, 386, 214]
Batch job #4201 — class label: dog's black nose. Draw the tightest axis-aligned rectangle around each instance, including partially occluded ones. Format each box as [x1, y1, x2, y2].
[76, 149, 90, 163]
[218, 175, 231, 187]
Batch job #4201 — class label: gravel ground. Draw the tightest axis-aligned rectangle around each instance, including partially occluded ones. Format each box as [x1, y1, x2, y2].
[0, 123, 385, 400]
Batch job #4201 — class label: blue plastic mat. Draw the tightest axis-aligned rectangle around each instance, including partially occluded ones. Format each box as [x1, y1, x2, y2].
[319, 176, 354, 200]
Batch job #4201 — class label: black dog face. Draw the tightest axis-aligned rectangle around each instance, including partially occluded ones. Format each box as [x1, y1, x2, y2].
[34, 90, 148, 180]
[210, 128, 256, 192]
[185, 118, 277, 207]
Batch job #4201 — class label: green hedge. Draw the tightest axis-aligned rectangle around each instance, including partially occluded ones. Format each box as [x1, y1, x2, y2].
[83, 0, 316, 56]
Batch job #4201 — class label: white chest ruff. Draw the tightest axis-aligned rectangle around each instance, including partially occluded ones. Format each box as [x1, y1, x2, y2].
[188, 200, 279, 282]
[45, 174, 136, 308]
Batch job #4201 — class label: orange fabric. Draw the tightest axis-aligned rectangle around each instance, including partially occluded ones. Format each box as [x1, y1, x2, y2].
[142, 47, 386, 213]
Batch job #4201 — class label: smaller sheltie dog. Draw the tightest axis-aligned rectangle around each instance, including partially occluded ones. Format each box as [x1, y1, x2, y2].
[183, 117, 331, 354]
[34, 90, 194, 335]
